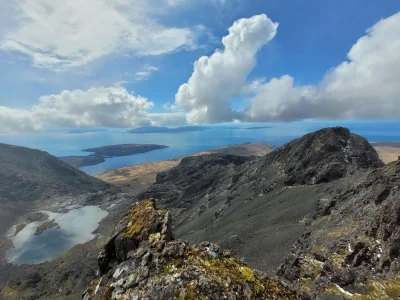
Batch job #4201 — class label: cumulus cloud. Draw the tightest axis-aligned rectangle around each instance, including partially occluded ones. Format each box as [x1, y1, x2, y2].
[32, 86, 154, 128]
[175, 14, 279, 123]
[0, 0, 200, 70]
[247, 12, 400, 121]
[0, 107, 41, 134]
[175, 12, 400, 123]
[0, 85, 156, 133]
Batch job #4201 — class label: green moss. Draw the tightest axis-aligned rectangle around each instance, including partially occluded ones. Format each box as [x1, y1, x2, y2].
[123, 200, 164, 239]
[314, 139, 322, 152]
[353, 277, 400, 299]
[273, 161, 286, 177]
[186, 289, 197, 300]
[324, 283, 352, 299]
[337, 249, 351, 256]
[328, 231, 345, 238]
[240, 266, 255, 281]
[324, 277, 400, 299]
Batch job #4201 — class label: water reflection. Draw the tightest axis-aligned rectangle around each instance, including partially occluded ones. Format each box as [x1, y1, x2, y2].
[6, 206, 108, 264]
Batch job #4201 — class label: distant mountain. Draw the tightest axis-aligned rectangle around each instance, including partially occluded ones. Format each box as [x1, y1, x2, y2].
[127, 126, 207, 133]
[67, 128, 108, 134]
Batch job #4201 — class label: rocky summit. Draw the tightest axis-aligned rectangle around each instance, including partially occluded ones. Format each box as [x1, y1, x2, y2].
[262, 127, 384, 185]
[83, 200, 301, 300]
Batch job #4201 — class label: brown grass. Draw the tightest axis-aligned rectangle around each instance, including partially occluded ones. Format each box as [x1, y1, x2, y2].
[372, 142, 400, 163]
[96, 143, 273, 192]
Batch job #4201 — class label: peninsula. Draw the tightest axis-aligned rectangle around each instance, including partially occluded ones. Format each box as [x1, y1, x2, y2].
[59, 144, 168, 168]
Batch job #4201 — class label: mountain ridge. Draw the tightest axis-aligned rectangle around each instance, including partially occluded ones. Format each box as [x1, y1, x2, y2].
[2, 127, 399, 299]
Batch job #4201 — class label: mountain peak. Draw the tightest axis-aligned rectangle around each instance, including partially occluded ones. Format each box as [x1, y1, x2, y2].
[263, 127, 384, 185]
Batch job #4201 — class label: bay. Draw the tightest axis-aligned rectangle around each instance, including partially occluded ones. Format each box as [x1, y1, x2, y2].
[0, 121, 399, 175]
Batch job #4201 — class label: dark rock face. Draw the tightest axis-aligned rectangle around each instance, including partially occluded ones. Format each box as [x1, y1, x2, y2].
[137, 127, 384, 276]
[83, 200, 302, 300]
[277, 162, 400, 298]
[263, 127, 384, 185]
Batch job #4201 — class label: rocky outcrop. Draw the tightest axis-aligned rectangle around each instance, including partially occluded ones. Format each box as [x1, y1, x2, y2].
[263, 127, 384, 185]
[83, 200, 302, 299]
[277, 161, 400, 298]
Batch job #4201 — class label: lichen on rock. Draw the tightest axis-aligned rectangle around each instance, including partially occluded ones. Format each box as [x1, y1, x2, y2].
[83, 200, 302, 299]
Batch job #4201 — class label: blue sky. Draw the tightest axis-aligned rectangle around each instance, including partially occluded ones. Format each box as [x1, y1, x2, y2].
[0, 0, 399, 133]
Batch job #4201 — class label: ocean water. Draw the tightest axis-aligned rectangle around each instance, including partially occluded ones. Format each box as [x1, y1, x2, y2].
[6, 206, 108, 264]
[1, 121, 399, 175]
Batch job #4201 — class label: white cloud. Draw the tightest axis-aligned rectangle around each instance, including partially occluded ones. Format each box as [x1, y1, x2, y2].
[32, 85, 154, 128]
[148, 112, 188, 126]
[163, 102, 181, 112]
[0, 84, 156, 133]
[175, 14, 278, 123]
[175, 12, 400, 123]
[0, 0, 200, 71]
[247, 12, 400, 121]
[0, 107, 41, 134]
[133, 66, 159, 81]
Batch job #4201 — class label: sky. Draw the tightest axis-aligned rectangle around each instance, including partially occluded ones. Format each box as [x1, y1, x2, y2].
[0, 0, 399, 133]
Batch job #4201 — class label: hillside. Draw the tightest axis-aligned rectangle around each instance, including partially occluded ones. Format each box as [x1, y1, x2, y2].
[0, 143, 112, 239]
[96, 142, 274, 192]
[0, 143, 109, 203]
[137, 128, 383, 275]
[0, 143, 129, 300]
[3, 128, 400, 299]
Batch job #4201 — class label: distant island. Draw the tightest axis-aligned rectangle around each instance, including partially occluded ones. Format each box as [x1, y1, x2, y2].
[227, 126, 274, 130]
[59, 144, 168, 168]
[67, 128, 108, 134]
[128, 126, 207, 134]
[243, 126, 273, 130]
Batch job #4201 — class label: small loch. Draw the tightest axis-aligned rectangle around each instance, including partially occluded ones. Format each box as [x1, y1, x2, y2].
[6, 206, 108, 265]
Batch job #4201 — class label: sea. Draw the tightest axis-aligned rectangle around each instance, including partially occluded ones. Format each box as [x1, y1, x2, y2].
[1, 120, 400, 176]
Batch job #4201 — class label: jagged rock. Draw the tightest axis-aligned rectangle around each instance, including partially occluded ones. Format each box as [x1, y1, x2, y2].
[83, 200, 303, 299]
[278, 162, 400, 298]
[136, 127, 384, 275]
[263, 127, 384, 185]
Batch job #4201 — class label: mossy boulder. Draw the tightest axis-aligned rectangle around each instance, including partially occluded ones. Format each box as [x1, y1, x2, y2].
[84, 200, 302, 299]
